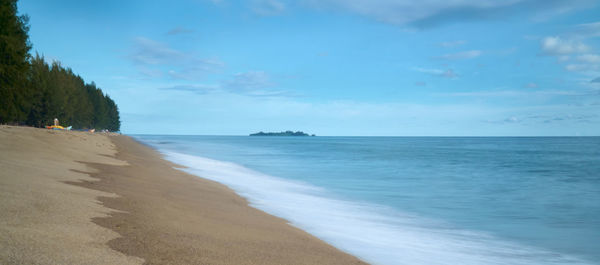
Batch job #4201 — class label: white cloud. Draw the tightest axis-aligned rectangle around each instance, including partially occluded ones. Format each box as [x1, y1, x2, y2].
[305, 0, 508, 26]
[160, 71, 291, 97]
[539, 32, 599, 76]
[130, 37, 183, 65]
[223, 71, 293, 97]
[571, 21, 600, 38]
[577, 54, 600, 64]
[160, 84, 219, 93]
[441, 69, 457, 78]
[129, 37, 224, 80]
[439, 40, 466, 48]
[565, 63, 599, 73]
[540, 36, 589, 55]
[435, 50, 482, 60]
[413, 67, 457, 78]
[302, 0, 590, 27]
[525, 83, 538, 88]
[167, 27, 195, 35]
[487, 114, 599, 125]
[436, 90, 586, 97]
[138, 68, 163, 79]
[224, 71, 273, 90]
[206, 0, 224, 4]
[252, 0, 286, 16]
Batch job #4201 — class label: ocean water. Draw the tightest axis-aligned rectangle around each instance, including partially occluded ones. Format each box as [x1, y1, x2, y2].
[134, 135, 600, 265]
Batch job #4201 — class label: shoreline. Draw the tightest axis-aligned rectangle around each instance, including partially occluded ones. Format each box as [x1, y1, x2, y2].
[0, 126, 366, 264]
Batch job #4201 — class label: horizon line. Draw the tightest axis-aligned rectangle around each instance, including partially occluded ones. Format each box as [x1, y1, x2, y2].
[126, 133, 600, 137]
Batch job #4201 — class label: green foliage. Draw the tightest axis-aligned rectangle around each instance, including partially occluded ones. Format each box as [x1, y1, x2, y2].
[0, 0, 31, 123]
[0, 1, 120, 131]
[23, 55, 121, 130]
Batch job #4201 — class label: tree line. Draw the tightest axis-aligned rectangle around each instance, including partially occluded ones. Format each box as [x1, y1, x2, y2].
[0, 0, 120, 131]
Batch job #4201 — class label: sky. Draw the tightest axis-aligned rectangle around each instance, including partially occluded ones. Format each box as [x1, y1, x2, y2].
[18, 0, 600, 136]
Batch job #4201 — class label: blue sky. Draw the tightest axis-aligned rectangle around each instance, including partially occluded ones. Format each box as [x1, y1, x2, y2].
[19, 0, 600, 135]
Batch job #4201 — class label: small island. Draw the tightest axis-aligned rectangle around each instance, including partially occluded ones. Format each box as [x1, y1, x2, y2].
[250, 131, 316, 136]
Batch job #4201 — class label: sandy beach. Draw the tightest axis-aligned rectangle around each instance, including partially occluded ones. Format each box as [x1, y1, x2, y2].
[0, 125, 366, 265]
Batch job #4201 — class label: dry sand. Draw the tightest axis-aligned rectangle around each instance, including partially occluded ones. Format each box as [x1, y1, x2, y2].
[0, 126, 143, 265]
[0, 125, 367, 265]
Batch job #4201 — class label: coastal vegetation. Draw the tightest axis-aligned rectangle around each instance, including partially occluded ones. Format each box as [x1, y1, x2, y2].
[250, 131, 315, 136]
[0, 0, 120, 131]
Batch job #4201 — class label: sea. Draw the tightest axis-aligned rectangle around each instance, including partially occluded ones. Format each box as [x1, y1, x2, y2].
[134, 135, 600, 265]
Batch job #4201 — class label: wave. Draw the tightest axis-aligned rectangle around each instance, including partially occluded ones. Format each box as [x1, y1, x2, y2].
[162, 150, 592, 265]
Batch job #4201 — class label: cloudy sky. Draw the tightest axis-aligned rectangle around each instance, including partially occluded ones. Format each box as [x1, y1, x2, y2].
[19, 0, 600, 135]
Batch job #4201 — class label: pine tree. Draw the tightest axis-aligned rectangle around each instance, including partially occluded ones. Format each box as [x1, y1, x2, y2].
[0, 0, 31, 124]
[1, 0, 121, 131]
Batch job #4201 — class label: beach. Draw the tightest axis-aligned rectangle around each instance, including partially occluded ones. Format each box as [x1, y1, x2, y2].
[0, 126, 366, 265]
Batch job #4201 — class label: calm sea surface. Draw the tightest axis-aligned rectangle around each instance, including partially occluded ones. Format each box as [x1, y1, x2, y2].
[134, 135, 600, 265]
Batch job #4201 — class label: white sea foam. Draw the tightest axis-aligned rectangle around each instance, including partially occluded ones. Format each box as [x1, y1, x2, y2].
[163, 150, 593, 265]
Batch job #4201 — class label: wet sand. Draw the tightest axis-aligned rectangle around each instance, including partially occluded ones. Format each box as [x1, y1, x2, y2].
[0, 125, 366, 265]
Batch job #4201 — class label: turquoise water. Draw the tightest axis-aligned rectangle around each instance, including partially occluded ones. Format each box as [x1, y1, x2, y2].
[135, 135, 600, 265]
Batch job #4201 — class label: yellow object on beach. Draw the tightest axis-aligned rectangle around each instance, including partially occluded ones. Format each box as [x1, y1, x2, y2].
[46, 125, 65, 130]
